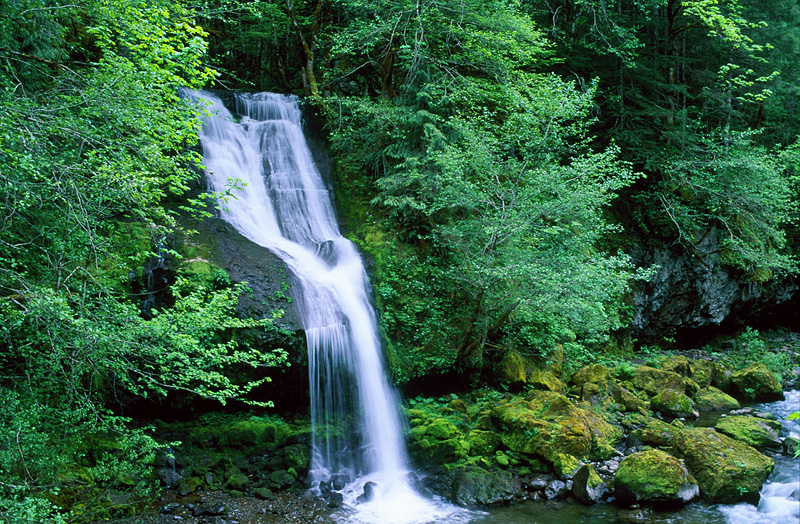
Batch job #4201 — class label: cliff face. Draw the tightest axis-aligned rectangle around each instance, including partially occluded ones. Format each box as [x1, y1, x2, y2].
[631, 229, 798, 338]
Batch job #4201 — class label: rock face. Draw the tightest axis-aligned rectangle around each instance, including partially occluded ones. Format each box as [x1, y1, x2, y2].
[449, 467, 515, 506]
[613, 450, 699, 506]
[630, 235, 798, 336]
[572, 464, 608, 504]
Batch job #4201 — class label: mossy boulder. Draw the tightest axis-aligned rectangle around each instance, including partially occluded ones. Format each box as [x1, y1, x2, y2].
[730, 363, 784, 402]
[490, 391, 622, 464]
[497, 351, 528, 386]
[426, 420, 459, 440]
[658, 356, 694, 377]
[610, 383, 649, 414]
[570, 364, 611, 390]
[177, 476, 203, 496]
[715, 416, 782, 450]
[640, 419, 683, 448]
[449, 467, 516, 506]
[690, 360, 733, 390]
[466, 430, 501, 456]
[651, 390, 698, 419]
[282, 443, 310, 471]
[613, 450, 699, 506]
[672, 427, 774, 503]
[225, 472, 249, 491]
[572, 464, 608, 504]
[268, 470, 295, 490]
[632, 366, 684, 396]
[412, 437, 469, 465]
[527, 369, 566, 394]
[694, 387, 740, 411]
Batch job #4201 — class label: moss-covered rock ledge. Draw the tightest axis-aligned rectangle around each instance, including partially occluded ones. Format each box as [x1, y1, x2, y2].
[402, 346, 794, 510]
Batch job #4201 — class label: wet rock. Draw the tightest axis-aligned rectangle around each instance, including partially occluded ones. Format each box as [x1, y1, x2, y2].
[715, 415, 782, 450]
[613, 450, 699, 506]
[572, 464, 608, 504]
[695, 386, 740, 411]
[356, 481, 377, 503]
[449, 467, 515, 506]
[543, 480, 569, 500]
[329, 473, 350, 491]
[327, 492, 344, 509]
[651, 389, 698, 419]
[730, 363, 784, 402]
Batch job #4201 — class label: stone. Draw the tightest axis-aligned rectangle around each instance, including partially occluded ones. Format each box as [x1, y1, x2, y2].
[177, 476, 203, 496]
[225, 472, 249, 491]
[572, 464, 608, 504]
[730, 363, 784, 402]
[672, 427, 774, 503]
[253, 487, 273, 500]
[694, 386, 740, 411]
[613, 450, 699, 506]
[715, 415, 782, 450]
[356, 481, 377, 503]
[543, 480, 569, 500]
[570, 364, 611, 390]
[449, 467, 515, 506]
[268, 470, 295, 490]
[651, 389, 698, 419]
[632, 366, 684, 395]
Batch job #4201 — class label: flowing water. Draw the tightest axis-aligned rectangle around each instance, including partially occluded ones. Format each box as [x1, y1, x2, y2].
[192, 91, 469, 524]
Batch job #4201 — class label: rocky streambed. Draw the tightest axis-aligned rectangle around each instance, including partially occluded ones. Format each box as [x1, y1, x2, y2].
[93, 335, 799, 524]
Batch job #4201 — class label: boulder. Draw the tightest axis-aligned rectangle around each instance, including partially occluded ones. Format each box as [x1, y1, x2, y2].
[672, 427, 774, 503]
[715, 415, 782, 450]
[490, 391, 622, 463]
[613, 450, 699, 506]
[651, 389, 698, 419]
[225, 472, 249, 491]
[449, 467, 515, 506]
[570, 364, 611, 390]
[730, 363, 784, 401]
[694, 386, 740, 411]
[572, 464, 608, 504]
[632, 366, 684, 395]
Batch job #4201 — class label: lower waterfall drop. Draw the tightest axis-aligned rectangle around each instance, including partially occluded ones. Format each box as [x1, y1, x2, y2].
[192, 91, 470, 524]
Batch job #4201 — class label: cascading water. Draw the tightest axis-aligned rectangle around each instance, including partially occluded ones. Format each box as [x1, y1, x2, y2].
[191, 91, 469, 524]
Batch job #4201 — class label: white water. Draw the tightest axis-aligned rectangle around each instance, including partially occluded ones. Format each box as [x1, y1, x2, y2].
[718, 389, 800, 524]
[192, 91, 469, 524]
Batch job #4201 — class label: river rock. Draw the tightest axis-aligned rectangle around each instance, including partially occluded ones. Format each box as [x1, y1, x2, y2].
[730, 363, 784, 401]
[571, 464, 608, 504]
[490, 391, 622, 464]
[613, 450, 699, 506]
[449, 467, 515, 506]
[632, 366, 684, 395]
[671, 427, 774, 503]
[651, 389, 698, 419]
[543, 479, 569, 500]
[715, 415, 782, 450]
[694, 386, 740, 411]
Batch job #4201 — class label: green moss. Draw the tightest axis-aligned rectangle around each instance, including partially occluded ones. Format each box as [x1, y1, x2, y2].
[614, 450, 698, 505]
[651, 389, 697, 418]
[570, 364, 611, 389]
[695, 386, 740, 411]
[632, 366, 684, 396]
[672, 427, 774, 503]
[715, 416, 782, 450]
[730, 363, 784, 401]
[552, 453, 580, 477]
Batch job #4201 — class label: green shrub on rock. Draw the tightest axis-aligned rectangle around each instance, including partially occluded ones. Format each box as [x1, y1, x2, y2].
[730, 363, 784, 401]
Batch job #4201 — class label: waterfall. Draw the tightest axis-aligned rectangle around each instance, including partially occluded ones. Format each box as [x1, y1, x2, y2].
[191, 91, 468, 524]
